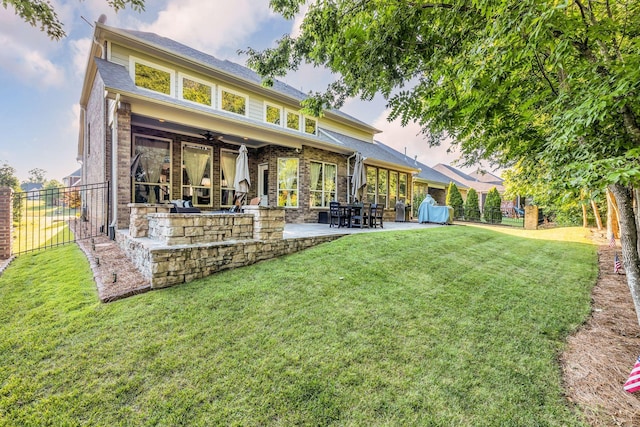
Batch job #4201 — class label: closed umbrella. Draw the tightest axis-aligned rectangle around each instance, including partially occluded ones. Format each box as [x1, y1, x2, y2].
[233, 144, 251, 207]
[351, 152, 367, 202]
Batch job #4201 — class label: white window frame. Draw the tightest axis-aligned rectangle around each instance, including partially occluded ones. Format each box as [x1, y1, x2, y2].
[181, 142, 213, 207]
[303, 116, 318, 135]
[277, 157, 299, 208]
[285, 109, 301, 131]
[129, 56, 176, 97]
[264, 102, 283, 126]
[309, 160, 337, 208]
[220, 148, 239, 207]
[131, 133, 173, 203]
[178, 72, 214, 107]
[218, 86, 249, 117]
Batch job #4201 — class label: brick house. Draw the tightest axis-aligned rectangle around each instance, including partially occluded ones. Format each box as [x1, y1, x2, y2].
[78, 23, 455, 232]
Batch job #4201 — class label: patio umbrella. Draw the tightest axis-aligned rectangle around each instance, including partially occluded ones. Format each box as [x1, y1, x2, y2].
[351, 152, 367, 202]
[233, 144, 251, 206]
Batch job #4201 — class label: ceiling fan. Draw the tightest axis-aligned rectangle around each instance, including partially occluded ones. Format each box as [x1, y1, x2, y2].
[201, 131, 223, 141]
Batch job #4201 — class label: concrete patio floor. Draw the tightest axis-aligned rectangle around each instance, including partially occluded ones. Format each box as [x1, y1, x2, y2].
[283, 220, 446, 239]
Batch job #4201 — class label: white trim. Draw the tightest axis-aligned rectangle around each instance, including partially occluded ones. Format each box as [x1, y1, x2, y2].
[264, 101, 283, 126]
[178, 72, 214, 108]
[258, 163, 268, 198]
[309, 160, 337, 208]
[220, 148, 240, 207]
[181, 141, 213, 207]
[132, 133, 173, 203]
[218, 86, 249, 117]
[129, 56, 176, 97]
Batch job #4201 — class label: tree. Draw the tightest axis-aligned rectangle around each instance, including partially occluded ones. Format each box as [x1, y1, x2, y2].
[246, 1, 640, 325]
[445, 182, 463, 219]
[484, 188, 503, 225]
[27, 168, 46, 184]
[0, 161, 20, 191]
[464, 189, 481, 222]
[2, 0, 145, 40]
[43, 179, 63, 206]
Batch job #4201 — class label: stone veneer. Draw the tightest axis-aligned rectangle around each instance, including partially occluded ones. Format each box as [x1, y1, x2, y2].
[118, 205, 335, 289]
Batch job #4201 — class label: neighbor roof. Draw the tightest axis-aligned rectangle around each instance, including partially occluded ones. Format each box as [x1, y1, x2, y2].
[433, 164, 504, 193]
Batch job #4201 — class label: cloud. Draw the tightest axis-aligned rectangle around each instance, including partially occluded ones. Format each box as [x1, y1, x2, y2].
[139, 0, 273, 57]
[0, 10, 66, 87]
[69, 37, 92, 77]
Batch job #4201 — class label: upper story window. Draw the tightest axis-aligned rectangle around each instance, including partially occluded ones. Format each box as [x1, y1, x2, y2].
[265, 103, 282, 126]
[180, 73, 213, 107]
[131, 57, 175, 96]
[219, 87, 247, 116]
[285, 110, 300, 131]
[304, 117, 317, 135]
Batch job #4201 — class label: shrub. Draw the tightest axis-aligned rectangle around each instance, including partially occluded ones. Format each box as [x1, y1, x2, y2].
[464, 188, 481, 221]
[483, 187, 503, 224]
[412, 192, 426, 217]
[446, 182, 463, 219]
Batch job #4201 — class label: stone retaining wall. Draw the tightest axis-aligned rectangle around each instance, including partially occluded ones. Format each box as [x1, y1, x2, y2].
[148, 213, 254, 245]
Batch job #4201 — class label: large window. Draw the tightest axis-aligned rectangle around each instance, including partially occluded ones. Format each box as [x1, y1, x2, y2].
[265, 103, 282, 125]
[366, 166, 377, 204]
[309, 161, 336, 207]
[377, 169, 388, 208]
[219, 87, 247, 116]
[220, 149, 239, 207]
[182, 143, 212, 206]
[277, 158, 299, 207]
[180, 74, 212, 106]
[399, 173, 408, 203]
[132, 135, 171, 203]
[365, 166, 403, 208]
[131, 58, 174, 96]
[389, 171, 398, 208]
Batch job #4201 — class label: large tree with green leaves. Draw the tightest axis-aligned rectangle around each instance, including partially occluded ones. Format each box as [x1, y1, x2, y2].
[246, 0, 640, 323]
[2, 0, 145, 40]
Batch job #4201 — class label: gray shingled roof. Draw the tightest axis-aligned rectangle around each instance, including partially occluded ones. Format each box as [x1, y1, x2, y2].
[112, 26, 376, 131]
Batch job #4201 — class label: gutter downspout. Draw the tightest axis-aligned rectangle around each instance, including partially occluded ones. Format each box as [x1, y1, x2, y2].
[347, 152, 356, 204]
[108, 93, 120, 239]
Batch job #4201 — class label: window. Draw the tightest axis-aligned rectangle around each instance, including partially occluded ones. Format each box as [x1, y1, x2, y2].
[265, 103, 282, 125]
[389, 171, 398, 208]
[399, 173, 408, 202]
[180, 74, 212, 106]
[132, 135, 172, 203]
[304, 117, 317, 135]
[366, 166, 377, 204]
[378, 169, 388, 208]
[285, 110, 300, 131]
[182, 143, 212, 206]
[131, 58, 174, 96]
[220, 149, 239, 206]
[277, 158, 299, 207]
[219, 87, 247, 116]
[309, 161, 337, 207]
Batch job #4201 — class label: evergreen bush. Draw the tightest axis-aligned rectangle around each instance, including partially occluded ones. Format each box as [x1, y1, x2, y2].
[483, 187, 503, 224]
[464, 188, 481, 221]
[446, 182, 463, 219]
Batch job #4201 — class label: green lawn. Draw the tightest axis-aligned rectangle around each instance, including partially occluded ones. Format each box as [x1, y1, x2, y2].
[0, 226, 596, 426]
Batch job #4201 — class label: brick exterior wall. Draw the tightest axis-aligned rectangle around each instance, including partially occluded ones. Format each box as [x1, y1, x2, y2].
[115, 102, 132, 229]
[0, 187, 13, 259]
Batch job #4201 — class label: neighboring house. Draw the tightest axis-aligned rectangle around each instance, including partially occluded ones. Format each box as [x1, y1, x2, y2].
[433, 164, 507, 211]
[63, 168, 82, 187]
[20, 183, 43, 200]
[78, 23, 425, 232]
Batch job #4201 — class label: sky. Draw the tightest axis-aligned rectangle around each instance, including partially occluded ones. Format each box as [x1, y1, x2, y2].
[0, 0, 478, 183]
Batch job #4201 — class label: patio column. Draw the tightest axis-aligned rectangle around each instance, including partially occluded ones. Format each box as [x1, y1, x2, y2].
[0, 187, 13, 259]
[243, 206, 285, 240]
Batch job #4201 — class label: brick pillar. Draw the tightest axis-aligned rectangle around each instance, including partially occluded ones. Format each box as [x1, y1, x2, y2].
[0, 187, 13, 259]
[117, 102, 132, 230]
[524, 205, 538, 230]
[243, 206, 285, 240]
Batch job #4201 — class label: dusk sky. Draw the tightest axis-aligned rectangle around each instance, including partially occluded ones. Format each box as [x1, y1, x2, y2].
[0, 0, 478, 183]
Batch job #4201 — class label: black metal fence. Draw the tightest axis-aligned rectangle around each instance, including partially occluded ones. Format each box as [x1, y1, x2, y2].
[12, 182, 109, 255]
[451, 206, 525, 227]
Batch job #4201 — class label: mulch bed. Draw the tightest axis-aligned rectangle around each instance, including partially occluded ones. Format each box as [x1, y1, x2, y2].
[561, 242, 640, 426]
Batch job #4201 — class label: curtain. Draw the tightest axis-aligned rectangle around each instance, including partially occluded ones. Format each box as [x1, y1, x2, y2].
[220, 152, 236, 188]
[183, 147, 209, 187]
[137, 145, 164, 203]
[310, 162, 322, 191]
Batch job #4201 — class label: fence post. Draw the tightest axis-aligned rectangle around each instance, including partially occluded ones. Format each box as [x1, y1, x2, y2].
[0, 187, 13, 259]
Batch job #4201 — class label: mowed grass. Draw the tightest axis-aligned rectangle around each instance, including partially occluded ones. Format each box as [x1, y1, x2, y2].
[0, 226, 596, 426]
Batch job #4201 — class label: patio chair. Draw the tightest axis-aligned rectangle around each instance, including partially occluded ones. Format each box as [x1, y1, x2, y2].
[369, 203, 384, 228]
[329, 202, 347, 228]
[349, 202, 366, 228]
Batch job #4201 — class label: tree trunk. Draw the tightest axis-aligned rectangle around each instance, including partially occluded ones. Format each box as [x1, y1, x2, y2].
[609, 183, 640, 326]
[591, 199, 603, 230]
[607, 189, 620, 239]
[582, 202, 589, 228]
